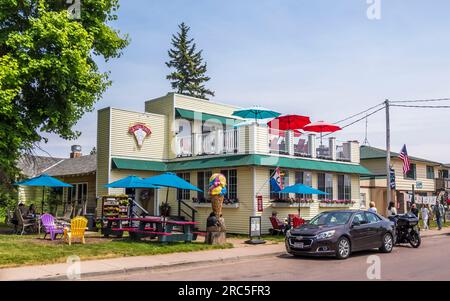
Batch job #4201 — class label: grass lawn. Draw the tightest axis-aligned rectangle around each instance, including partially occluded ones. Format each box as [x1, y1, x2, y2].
[418, 219, 450, 229]
[0, 223, 232, 269]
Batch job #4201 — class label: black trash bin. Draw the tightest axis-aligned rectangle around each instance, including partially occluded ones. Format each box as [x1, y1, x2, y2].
[85, 213, 96, 231]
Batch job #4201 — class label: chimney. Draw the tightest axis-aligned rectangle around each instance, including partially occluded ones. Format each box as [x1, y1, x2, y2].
[70, 145, 82, 158]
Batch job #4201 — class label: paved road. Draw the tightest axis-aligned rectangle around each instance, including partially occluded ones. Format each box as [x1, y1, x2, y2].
[85, 234, 449, 281]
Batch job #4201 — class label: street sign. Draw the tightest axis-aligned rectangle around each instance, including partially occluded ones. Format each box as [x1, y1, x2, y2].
[257, 195, 263, 212]
[389, 168, 396, 189]
[245, 216, 266, 245]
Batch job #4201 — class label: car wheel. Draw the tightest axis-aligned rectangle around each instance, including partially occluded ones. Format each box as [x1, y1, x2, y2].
[379, 233, 394, 253]
[336, 237, 351, 259]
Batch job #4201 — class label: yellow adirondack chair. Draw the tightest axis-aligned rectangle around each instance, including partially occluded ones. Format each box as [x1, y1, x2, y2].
[64, 216, 88, 245]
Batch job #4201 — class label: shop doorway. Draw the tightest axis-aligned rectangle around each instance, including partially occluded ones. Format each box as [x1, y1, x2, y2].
[133, 188, 158, 216]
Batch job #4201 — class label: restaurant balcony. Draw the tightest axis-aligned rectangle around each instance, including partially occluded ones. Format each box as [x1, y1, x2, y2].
[174, 123, 359, 164]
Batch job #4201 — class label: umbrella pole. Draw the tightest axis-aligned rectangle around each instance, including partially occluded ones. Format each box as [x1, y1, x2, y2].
[41, 187, 45, 214]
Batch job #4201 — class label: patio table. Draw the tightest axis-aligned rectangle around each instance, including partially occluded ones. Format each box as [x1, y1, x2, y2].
[104, 217, 199, 243]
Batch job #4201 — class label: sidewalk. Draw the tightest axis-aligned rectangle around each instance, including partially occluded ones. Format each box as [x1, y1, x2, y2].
[1, 228, 448, 281]
[0, 239, 284, 281]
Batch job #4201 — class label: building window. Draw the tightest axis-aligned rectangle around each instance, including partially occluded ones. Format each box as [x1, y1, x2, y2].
[176, 172, 191, 200]
[270, 169, 289, 200]
[221, 169, 238, 202]
[295, 171, 312, 199]
[426, 166, 434, 179]
[197, 171, 212, 202]
[318, 173, 333, 200]
[66, 183, 88, 204]
[338, 174, 351, 200]
[360, 193, 367, 209]
[405, 164, 416, 180]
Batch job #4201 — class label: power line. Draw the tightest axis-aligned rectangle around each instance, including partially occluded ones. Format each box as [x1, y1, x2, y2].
[391, 104, 450, 108]
[390, 97, 450, 104]
[322, 106, 385, 138]
[334, 102, 384, 124]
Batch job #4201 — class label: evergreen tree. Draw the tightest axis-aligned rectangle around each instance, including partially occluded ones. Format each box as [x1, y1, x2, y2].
[166, 22, 215, 100]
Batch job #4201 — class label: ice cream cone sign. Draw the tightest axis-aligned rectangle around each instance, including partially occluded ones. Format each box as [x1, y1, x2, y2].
[129, 123, 152, 147]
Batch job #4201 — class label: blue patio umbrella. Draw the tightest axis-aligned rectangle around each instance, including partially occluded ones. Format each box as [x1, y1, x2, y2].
[104, 176, 160, 189]
[232, 106, 281, 125]
[143, 173, 202, 217]
[15, 174, 72, 214]
[275, 183, 328, 216]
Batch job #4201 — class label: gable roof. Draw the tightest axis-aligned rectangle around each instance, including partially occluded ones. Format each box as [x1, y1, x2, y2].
[17, 155, 64, 178]
[17, 154, 96, 178]
[45, 154, 96, 177]
[360, 145, 441, 165]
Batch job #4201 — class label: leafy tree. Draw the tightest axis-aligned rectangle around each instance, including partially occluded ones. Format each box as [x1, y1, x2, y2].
[0, 0, 129, 198]
[166, 22, 214, 100]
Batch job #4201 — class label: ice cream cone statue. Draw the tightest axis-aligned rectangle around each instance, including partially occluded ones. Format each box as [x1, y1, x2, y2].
[205, 173, 227, 245]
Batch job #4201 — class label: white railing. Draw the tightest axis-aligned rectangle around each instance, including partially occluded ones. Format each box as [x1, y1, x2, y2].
[316, 145, 331, 159]
[199, 132, 216, 155]
[223, 129, 239, 154]
[268, 129, 288, 154]
[336, 145, 351, 161]
[175, 136, 193, 157]
[294, 137, 310, 157]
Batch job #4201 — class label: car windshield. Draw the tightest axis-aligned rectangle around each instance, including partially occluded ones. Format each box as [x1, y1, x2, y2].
[309, 212, 352, 226]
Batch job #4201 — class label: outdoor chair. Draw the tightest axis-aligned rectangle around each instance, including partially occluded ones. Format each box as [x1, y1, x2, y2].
[64, 216, 88, 245]
[5, 210, 17, 233]
[269, 216, 286, 235]
[57, 206, 73, 224]
[15, 208, 35, 235]
[40, 213, 65, 240]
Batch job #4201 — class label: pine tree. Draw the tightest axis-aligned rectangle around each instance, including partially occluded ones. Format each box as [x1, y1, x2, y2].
[166, 23, 215, 100]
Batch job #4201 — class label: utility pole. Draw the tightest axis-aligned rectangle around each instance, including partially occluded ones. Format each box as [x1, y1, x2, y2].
[385, 99, 392, 208]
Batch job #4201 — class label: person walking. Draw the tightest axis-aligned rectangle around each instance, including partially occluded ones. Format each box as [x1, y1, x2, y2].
[387, 201, 397, 217]
[433, 200, 445, 230]
[368, 201, 377, 213]
[410, 203, 419, 217]
[421, 205, 429, 230]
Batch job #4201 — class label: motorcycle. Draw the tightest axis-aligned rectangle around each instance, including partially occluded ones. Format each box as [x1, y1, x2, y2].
[388, 213, 421, 248]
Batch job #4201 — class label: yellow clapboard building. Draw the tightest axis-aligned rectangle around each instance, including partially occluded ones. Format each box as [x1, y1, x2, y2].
[96, 93, 372, 234]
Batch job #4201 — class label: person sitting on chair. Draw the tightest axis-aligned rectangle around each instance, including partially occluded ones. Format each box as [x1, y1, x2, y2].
[271, 211, 287, 231]
[28, 204, 36, 217]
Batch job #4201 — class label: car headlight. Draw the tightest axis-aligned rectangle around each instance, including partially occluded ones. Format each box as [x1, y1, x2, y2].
[316, 230, 335, 240]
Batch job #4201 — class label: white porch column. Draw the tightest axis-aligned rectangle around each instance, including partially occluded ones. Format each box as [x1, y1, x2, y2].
[215, 129, 223, 154]
[286, 130, 295, 156]
[308, 134, 316, 158]
[329, 137, 336, 160]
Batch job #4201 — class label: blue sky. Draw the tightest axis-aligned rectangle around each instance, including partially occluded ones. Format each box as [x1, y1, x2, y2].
[37, 0, 450, 162]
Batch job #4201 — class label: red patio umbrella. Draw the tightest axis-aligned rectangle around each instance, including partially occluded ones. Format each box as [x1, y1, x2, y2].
[303, 121, 342, 145]
[267, 115, 311, 131]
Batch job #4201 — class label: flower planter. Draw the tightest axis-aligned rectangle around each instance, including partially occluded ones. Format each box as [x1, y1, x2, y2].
[193, 203, 239, 209]
[319, 203, 353, 208]
[271, 203, 312, 208]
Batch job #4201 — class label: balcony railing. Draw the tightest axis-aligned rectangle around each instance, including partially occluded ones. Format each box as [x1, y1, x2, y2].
[336, 145, 351, 162]
[436, 178, 450, 190]
[269, 129, 288, 155]
[176, 129, 239, 157]
[174, 125, 358, 163]
[175, 135, 193, 157]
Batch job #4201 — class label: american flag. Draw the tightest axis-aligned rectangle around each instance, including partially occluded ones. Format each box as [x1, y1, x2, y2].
[399, 144, 411, 174]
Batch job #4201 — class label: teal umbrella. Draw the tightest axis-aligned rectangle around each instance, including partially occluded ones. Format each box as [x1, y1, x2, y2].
[143, 173, 202, 217]
[232, 106, 281, 125]
[105, 176, 160, 189]
[275, 183, 328, 216]
[15, 174, 72, 214]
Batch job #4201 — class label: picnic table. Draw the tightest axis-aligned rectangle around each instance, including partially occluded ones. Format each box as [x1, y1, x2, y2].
[103, 217, 199, 243]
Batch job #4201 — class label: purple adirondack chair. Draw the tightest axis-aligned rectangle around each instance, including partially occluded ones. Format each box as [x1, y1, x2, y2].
[41, 213, 65, 240]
